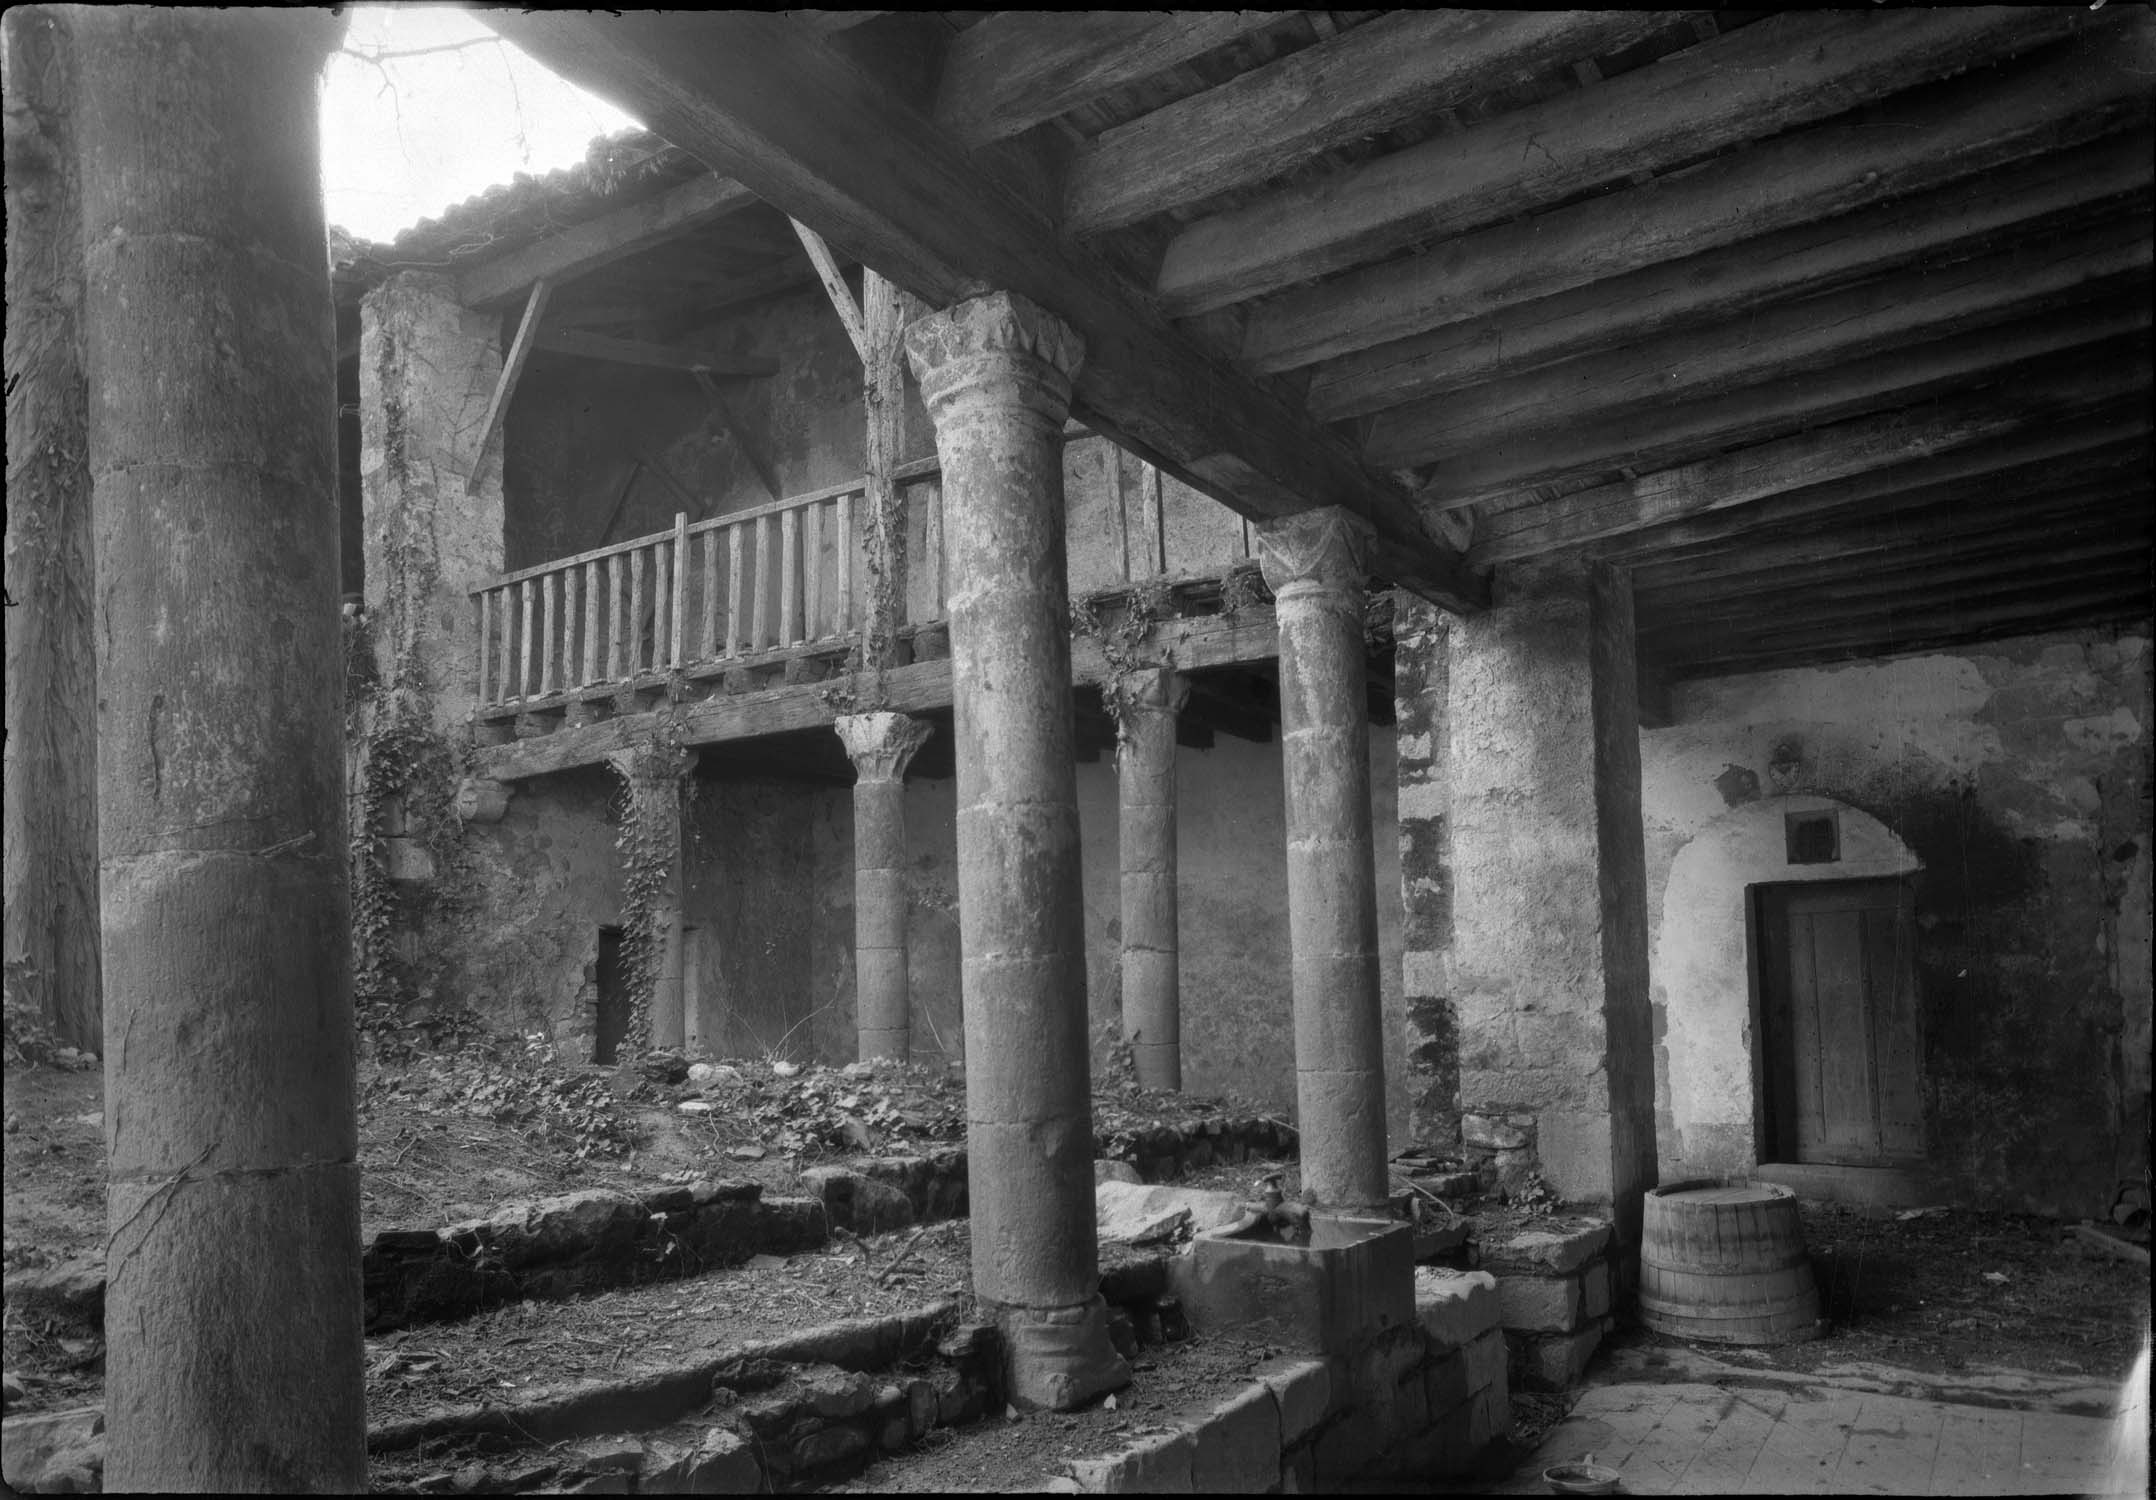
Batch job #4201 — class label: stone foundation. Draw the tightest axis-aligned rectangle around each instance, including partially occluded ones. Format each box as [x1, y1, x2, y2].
[1479, 1215, 1617, 1390]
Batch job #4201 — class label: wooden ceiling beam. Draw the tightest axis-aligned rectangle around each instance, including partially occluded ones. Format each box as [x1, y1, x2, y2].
[480, 9, 1483, 612]
[1307, 135, 2153, 419]
[1160, 7, 2096, 315]
[1369, 229, 2148, 471]
[933, 11, 1284, 149]
[1419, 302, 2149, 497]
[1240, 22, 2152, 372]
[530, 327, 778, 378]
[1470, 359, 2146, 565]
[1599, 412, 2150, 563]
[456, 172, 759, 309]
[1064, 10, 1680, 234]
[1632, 471, 2148, 589]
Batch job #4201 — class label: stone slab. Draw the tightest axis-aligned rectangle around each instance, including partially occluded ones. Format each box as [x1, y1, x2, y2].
[1069, 1428, 1195, 1494]
[1497, 1271, 1583, 1334]
[1094, 1181, 1246, 1245]
[1414, 1267, 1499, 1348]
[1510, 1317, 1611, 1391]
[1582, 1259, 1612, 1320]
[1255, 1357, 1333, 1446]
[1188, 1382, 1281, 1493]
[0, 1406, 104, 1495]
[1479, 1217, 1611, 1276]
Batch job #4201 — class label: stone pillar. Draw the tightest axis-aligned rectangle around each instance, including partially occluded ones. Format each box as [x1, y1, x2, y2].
[836, 711, 932, 1062]
[1257, 508, 1390, 1213]
[1394, 596, 1459, 1152]
[72, 9, 364, 1488]
[609, 746, 690, 1053]
[1448, 559, 1657, 1253]
[359, 270, 507, 729]
[905, 291, 1128, 1411]
[1113, 666, 1188, 1090]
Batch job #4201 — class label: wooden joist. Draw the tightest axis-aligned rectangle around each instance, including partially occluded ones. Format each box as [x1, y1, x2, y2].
[1306, 134, 2154, 420]
[1599, 414, 2149, 563]
[456, 172, 757, 309]
[1063, 10, 1679, 232]
[481, 9, 1483, 612]
[933, 11, 1283, 149]
[1159, 7, 2094, 314]
[1239, 22, 2153, 373]
[1368, 228, 2150, 470]
[532, 327, 779, 377]
[1466, 361, 2146, 566]
[1421, 302, 2150, 500]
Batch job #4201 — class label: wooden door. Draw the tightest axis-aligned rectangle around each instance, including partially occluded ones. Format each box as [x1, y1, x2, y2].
[1756, 879, 1924, 1165]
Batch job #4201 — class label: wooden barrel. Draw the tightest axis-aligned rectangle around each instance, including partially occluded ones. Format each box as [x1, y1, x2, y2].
[1639, 1180, 1821, 1345]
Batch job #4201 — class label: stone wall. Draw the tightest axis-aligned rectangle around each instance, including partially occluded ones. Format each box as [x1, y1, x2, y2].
[1642, 626, 2154, 1215]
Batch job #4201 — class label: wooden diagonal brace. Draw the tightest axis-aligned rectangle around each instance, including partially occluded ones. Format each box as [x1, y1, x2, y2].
[467, 278, 552, 497]
[788, 217, 868, 363]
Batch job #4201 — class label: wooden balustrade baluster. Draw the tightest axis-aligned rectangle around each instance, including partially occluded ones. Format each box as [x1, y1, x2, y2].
[519, 580, 535, 699]
[754, 514, 774, 650]
[671, 511, 690, 666]
[496, 588, 514, 702]
[700, 527, 720, 659]
[834, 490, 855, 635]
[652, 541, 669, 673]
[803, 500, 823, 640]
[582, 560, 600, 684]
[780, 506, 801, 646]
[541, 570, 559, 695]
[608, 553, 625, 680]
[924, 480, 946, 618]
[476, 592, 493, 706]
[629, 545, 648, 676]
[726, 523, 746, 659]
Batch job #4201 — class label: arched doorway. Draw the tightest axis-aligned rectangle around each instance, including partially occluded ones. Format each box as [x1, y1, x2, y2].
[1656, 796, 1921, 1177]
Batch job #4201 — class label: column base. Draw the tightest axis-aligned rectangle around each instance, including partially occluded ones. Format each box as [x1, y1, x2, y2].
[998, 1294, 1131, 1412]
[859, 1028, 909, 1063]
[1131, 1041, 1180, 1092]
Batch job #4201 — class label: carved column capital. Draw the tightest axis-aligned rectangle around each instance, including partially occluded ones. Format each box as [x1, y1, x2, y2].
[836, 711, 933, 784]
[903, 291, 1085, 427]
[1256, 507, 1374, 601]
[1109, 665, 1189, 721]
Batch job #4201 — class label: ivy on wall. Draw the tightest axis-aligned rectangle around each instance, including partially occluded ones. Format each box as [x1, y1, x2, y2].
[605, 730, 694, 1057]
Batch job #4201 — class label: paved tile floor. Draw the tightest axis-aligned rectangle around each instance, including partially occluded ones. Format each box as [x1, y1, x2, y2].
[1493, 1344, 2141, 1496]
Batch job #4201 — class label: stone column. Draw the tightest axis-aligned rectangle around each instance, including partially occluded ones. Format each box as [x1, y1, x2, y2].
[1447, 559, 1657, 1253]
[73, 10, 363, 1488]
[609, 746, 691, 1053]
[906, 291, 1128, 1411]
[359, 270, 507, 730]
[1258, 508, 1390, 1213]
[836, 711, 932, 1062]
[1113, 666, 1188, 1090]
[1393, 596, 1460, 1152]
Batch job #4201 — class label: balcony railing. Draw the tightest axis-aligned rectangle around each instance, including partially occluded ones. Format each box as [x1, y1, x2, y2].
[471, 459, 941, 712]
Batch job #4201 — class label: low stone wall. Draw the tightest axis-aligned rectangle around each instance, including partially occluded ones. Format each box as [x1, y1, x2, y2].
[1479, 1216, 1617, 1390]
[1066, 1263, 1509, 1492]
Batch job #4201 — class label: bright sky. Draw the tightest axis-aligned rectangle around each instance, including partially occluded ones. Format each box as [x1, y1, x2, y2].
[320, 6, 640, 244]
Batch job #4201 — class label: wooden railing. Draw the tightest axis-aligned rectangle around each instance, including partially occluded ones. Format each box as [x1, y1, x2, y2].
[472, 459, 940, 711]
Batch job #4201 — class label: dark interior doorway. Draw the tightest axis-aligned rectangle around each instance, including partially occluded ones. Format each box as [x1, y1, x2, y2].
[1754, 878, 1925, 1166]
[594, 926, 628, 1065]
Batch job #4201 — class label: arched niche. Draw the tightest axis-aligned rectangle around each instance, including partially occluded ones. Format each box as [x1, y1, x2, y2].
[1656, 795, 1921, 1175]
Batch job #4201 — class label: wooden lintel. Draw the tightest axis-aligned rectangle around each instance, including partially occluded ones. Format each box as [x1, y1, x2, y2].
[467, 279, 552, 497]
[1239, 22, 2152, 371]
[482, 9, 1483, 613]
[533, 327, 778, 378]
[693, 370, 783, 502]
[456, 173, 757, 309]
[1162, 7, 2096, 315]
[789, 217, 869, 363]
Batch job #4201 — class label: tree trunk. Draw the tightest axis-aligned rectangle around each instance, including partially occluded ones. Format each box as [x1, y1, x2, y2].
[2, 5, 100, 1053]
[72, 8, 365, 1490]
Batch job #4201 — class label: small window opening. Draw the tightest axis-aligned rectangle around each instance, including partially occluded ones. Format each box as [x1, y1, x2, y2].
[1785, 811, 1840, 865]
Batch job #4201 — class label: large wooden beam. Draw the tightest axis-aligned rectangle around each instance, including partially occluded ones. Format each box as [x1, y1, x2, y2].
[1064, 11, 1679, 233]
[934, 11, 1283, 149]
[531, 327, 778, 377]
[1368, 229, 2149, 470]
[455, 172, 758, 309]
[1418, 302, 2149, 498]
[1467, 361, 2146, 565]
[1307, 135, 2154, 419]
[1160, 8, 2093, 315]
[480, 9, 1483, 611]
[1601, 415, 2149, 563]
[1653, 565, 2152, 650]
[1240, 22, 2153, 373]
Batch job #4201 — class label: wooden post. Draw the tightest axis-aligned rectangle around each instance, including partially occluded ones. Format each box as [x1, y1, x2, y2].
[629, 546, 648, 673]
[496, 587, 514, 699]
[519, 579, 536, 697]
[835, 490, 856, 634]
[862, 270, 921, 666]
[73, 10, 363, 1487]
[726, 524, 747, 657]
[780, 505, 802, 645]
[755, 514, 775, 648]
[700, 529, 721, 657]
[541, 570, 559, 694]
[608, 553, 626, 679]
[803, 500, 824, 639]
[582, 561, 601, 683]
[475, 593, 493, 705]
[670, 511, 690, 665]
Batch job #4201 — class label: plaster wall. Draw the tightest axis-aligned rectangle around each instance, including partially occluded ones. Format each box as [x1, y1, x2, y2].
[1642, 627, 2153, 1215]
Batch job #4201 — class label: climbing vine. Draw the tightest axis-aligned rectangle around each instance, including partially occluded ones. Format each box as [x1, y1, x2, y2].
[605, 730, 694, 1058]
[854, 469, 910, 707]
[1072, 575, 1179, 745]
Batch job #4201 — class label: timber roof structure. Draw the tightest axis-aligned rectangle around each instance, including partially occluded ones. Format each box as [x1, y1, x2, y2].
[429, 8, 2148, 685]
